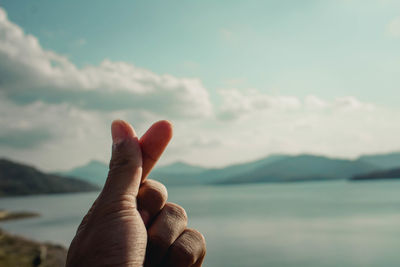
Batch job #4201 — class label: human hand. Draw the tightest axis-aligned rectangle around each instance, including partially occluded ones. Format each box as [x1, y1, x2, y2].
[66, 120, 206, 267]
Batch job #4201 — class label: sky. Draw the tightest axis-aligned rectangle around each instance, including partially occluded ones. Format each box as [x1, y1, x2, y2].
[0, 0, 400, 171]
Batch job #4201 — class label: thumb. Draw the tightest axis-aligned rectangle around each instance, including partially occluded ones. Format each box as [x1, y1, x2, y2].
[101, 120, 143, 200]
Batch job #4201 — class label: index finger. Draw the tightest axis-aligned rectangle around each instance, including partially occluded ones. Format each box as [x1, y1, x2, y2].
[139, 120, 173, 182]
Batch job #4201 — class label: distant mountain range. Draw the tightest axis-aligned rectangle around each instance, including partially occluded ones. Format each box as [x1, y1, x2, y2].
[219, 154, 378, 184]
[62, 160, 109, 187]
[351, 168, 400, 181]
[0, 159, 99, 197]
[61, 152, 400, 186]
[358, 152, 400, 169]
[1, 151, 399, 197]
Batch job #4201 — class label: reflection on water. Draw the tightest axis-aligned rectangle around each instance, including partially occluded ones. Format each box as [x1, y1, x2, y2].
[1, 181, 400, 267]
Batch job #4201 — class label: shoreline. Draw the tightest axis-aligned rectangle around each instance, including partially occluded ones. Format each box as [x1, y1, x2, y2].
[0, 210, 40, 222]
[0, 210, 67, 266]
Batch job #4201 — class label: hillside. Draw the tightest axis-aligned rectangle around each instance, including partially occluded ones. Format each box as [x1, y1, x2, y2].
[62, 160, 109, 186]
[150, 161, 208, 186]
[142, 154, 288, 186]
[357, 152, 400, 169]
[0, 159, 99, 197]
[0, 228, 66, 267]
[65, 160, 210, 186]
[152, 161, 207, 175]
[151, 154, 379, 185]
[188, 154, 289, 184]
[63, 160, 207, 186]
[61, 152, 399, 186]
[220, 154, 379, 184]
[351, 168, 400, 181]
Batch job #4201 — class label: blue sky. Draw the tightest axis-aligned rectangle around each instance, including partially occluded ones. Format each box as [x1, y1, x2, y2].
[3, 0, 400, 104]
[0, 1, 400, 170]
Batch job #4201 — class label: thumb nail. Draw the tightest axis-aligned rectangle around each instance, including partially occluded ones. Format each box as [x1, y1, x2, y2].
[111, 120, 135, 147]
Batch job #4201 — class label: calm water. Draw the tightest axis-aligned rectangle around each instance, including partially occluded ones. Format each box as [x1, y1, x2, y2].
[1, 181, 400, 267]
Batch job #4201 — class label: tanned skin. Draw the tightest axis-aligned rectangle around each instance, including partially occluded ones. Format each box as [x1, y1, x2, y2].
[66, 120, 206, 267]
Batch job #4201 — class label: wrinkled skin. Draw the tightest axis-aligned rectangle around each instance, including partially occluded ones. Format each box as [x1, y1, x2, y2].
[66, 120, 206, 267]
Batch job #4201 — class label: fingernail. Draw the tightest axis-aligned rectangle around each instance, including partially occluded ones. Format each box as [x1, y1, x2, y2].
[111, 120, 134, 147]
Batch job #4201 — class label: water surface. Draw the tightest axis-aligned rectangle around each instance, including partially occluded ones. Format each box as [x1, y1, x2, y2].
[1, 180, 400, 267]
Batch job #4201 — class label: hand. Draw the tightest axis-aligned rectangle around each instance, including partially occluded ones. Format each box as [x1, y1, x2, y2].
[66, 120, 206, 267]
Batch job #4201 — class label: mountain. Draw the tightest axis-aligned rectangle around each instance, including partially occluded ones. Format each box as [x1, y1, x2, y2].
[149, 154, 289, 186]
[64, 160, 208, 186]
[351, 167, 400, 181]
[62, 152, 398, 186]
[0, 159, 99, 197]
[357, 152, 400, 169]
[219, 154, 380, 184]
[62, 160, 109, 186]
[152, 161, 207, 175]
[149, 161, 208, 186]
[193, 154, 289, 184]
[152, 154, 380, 185]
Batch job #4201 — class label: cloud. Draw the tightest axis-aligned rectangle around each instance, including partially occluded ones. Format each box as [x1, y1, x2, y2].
[217, 90, 374, 121]
[304, 95, 328, 109]
[333, 96, 374, 111]
[0, 93, 115, 170]
[0, 6, 399, 171]
[386, 16, 400, 37]
[218, 89, 301, 120]
[0, 128, 52, 149]
[0, 96, 53, 149]
[0, 93, 102, 147]
[0, 7, 212, 119]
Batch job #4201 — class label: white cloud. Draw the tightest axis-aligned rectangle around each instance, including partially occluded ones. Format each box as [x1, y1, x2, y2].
[304, 95, 328, 109]
[333, 96, 375, 111]
[386, 16, 400, 37]
[179, 104, 400, 168]
[0, 6, 399, 171]
[218, 89, 301, 120]
[218, 90, 374, 121]
[0, 7, 212, 119]
[0, 6, 214, 170]
[0, 94, 110, 169]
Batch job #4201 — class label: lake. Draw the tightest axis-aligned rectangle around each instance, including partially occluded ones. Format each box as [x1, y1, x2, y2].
[1, 180, 400, 267]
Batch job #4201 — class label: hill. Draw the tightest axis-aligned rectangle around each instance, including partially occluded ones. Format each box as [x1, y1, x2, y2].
[351, 168, 400, 181]
[357, 152, 400, 169]
[150, 161, 209, 186]
[150, 154, 379, 185]
[63, 160, 208, 186]
[62, 152, 399, 186]
[145, 154, 288, 186]
[62, 160, 109, 186]
[0, 159, 99, 197]
[0, 228, 66, 267]
[220, 154, 379, 184]
[152, 161, 207, 175]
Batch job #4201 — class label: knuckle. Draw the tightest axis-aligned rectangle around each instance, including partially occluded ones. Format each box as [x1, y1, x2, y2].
[171, 243, 196, 265]
[185, 228, 206, 249]
[113, 194, 137, 209]
[109, 156, 140, 174]
[164, 202, 187, 223]
[169, 229, 206, 265]
[139, 180, 168, 206]
[148, 233, 170, 250]
[97, 193, 136, 213]
[146, 179, 168, 194]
